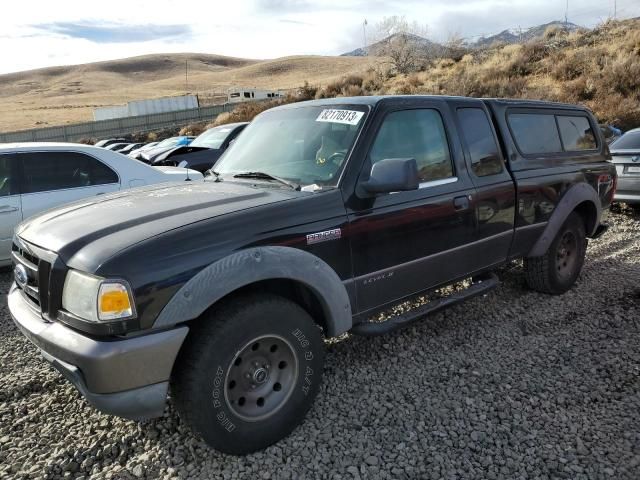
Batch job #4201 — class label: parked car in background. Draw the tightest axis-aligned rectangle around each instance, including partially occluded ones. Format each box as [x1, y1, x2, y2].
[139, 136, 194, 164]
[609, 127, 640, 209]
[104, 143, 132, 152]
[600, 124, 623, 144]
[152, 123, 248, 173]
[117, 143, 146, 155]
[0, 143, 204, 267]
[128, 142, 159, 159]
[94, 138, 127, 148]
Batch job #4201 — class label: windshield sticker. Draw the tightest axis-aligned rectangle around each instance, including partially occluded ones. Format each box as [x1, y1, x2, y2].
[316, 109, 364, 125]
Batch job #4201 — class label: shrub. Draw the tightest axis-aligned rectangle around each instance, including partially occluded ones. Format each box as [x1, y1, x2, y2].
[316, 75, 365, 98]
[563, 77, 597, 102]
[551, 51, 587, 81]
[606, 57, 640, 97]
[361, 69, 385, 93]
[179, 122, 207, 136]
[295, 81, 318, 101]
[543, 24, 564, 40]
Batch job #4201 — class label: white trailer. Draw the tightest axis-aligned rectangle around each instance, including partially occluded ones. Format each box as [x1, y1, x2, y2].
[227, 88, 284, 104]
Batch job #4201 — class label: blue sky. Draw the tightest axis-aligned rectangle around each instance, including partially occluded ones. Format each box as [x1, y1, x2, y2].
[1, 0, 637, 74]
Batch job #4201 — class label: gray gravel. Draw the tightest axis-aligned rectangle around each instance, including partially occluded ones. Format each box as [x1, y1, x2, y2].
[1, 207, 639, 480]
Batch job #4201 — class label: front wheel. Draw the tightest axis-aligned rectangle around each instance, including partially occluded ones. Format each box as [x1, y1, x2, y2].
[172, 293, 325, 454]
[524, 212, 587, 294]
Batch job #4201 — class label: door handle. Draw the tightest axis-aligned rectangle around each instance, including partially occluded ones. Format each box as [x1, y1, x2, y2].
[453, 195, 470, 211]
[0, 205, 18, 213]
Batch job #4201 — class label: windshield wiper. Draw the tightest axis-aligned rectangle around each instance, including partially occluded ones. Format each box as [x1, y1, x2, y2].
[233, 171, 300, 190]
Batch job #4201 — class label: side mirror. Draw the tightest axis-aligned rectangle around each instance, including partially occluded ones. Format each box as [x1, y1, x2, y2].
[361, 158, 420, 195]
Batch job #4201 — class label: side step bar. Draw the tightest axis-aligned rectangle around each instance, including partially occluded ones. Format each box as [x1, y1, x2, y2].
[350, 273, 499, 337]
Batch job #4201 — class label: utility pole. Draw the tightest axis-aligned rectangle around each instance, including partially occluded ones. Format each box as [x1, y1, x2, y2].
[185, 60, 188, 93]
[614, 0, 617, 19]
[565, 0, 569, 25]
[363, 19, 368, 55]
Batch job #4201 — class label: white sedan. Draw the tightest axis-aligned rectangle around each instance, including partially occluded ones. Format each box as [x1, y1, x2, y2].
[0, 143, 203, 267]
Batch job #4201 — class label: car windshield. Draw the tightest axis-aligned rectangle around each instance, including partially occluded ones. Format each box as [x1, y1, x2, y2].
[191, 126, 236, 149]
[611, 131, 640, 150]
[214, 105, 368, 189]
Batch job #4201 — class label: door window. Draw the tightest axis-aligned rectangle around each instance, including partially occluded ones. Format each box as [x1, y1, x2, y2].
[457, 108, 504, 177]
[20, 152, 118, 194]
[508, 113, 563, 155]
[557, 116, 597, 151]
[0, 156, 12, 196]
[370, 109, 454, 183]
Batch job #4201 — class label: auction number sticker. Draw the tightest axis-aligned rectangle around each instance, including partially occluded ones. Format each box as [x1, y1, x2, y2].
[316, 109, 364, 125]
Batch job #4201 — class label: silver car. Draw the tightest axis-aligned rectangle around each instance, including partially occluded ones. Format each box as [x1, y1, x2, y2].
[610, 128, 640, 210]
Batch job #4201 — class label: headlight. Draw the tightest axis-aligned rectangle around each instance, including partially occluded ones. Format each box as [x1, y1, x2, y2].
[62, 270, 135, 322]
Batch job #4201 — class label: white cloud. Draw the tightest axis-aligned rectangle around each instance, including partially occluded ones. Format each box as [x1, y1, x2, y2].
[0, 0, 637, 73]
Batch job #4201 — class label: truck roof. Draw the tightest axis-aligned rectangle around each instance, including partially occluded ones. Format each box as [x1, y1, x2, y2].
[274, 95, 590, 112]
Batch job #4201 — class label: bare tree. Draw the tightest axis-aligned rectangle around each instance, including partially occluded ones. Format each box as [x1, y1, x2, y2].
[373, 16, 432, 74]
[444, 31, 469, 61]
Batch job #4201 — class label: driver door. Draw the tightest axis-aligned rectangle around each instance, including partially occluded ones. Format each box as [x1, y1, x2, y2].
[346, 100, 478, 313]
[0, 154, 21, 265]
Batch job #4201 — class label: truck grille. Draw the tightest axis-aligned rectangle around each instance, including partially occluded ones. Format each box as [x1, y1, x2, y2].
[11, 240, 51, 312]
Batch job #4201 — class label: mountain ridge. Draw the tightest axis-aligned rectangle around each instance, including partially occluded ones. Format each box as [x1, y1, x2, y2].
[341, 20, 585, 56]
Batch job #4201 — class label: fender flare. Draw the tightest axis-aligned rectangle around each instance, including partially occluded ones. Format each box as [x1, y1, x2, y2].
[153, 246, 352, 337]
[528, 182, 601, 257]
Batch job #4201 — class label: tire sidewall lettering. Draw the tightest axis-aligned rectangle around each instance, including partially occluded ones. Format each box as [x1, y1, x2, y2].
[211, 365, 237, 432]
[291, 328, 315, 396]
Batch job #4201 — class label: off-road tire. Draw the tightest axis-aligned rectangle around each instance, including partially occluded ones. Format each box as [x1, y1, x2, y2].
[172, 293, 325, 454]
[524, 212, 587, 294]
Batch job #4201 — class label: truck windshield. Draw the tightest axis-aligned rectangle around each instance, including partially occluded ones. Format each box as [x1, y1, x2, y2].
[214, 105, 368, 189]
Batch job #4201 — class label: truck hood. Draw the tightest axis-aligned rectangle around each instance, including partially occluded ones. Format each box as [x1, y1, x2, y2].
[16, 181, 292, 271]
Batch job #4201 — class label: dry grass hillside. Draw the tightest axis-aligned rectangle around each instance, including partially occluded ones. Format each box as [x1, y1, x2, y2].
[329, 18, 640, 130]
[0, 53, 374, 131]
[390, 18, 640, 129]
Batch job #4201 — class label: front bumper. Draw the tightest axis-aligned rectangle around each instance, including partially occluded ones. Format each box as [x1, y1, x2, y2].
[8, 284, 188, 420]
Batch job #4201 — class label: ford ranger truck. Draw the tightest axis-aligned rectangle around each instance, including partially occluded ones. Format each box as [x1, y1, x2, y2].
[8, 96, 615, 454]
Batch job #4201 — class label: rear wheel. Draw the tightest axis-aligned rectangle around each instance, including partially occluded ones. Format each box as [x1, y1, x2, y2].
[172, 293, 325, 454]
[524, 212, 587, 294]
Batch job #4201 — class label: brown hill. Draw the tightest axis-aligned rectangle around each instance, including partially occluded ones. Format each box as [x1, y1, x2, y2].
[0, 53, 375, 131]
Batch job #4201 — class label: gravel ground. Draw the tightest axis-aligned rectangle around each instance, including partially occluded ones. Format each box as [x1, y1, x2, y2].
[1, 208, 639, 480]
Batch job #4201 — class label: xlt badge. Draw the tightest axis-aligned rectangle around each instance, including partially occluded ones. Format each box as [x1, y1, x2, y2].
[306, 228, 341, 245]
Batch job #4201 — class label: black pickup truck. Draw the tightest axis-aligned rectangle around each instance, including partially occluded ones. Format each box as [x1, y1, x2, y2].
[8, 96, 615, 454]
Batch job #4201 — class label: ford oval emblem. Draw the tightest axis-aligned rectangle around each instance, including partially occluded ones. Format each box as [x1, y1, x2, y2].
[14, 264, 28, 288]
[632, 156, 640, 163]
